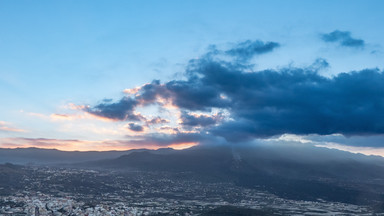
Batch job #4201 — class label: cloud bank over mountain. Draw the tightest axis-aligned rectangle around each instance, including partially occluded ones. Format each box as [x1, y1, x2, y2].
[80, 34, 384, 147]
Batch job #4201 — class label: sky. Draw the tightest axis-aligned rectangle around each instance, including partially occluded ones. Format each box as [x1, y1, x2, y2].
[1, 0, 384, 154]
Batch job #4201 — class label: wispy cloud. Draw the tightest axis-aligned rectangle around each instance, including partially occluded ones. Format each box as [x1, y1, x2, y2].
[225, 40, 280, 61]
[0, 137, 84, 150]
[0, 121, 26, 133]
[0, 136, 198, 151]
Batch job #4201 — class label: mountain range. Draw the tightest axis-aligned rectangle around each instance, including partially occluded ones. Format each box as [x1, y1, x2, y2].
[2, 143, 384, 207]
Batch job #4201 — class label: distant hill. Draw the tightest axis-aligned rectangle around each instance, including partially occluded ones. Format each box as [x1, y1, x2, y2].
[82, 144, 384, 181]
[0, 147, 174, 164]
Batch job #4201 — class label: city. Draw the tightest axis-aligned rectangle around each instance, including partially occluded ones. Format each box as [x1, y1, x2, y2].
[0, 165, 380, 215]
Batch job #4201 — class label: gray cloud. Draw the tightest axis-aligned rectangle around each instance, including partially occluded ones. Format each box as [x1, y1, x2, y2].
[180, 112, 222, 127]
[146, 117, 169, 125]
[225, 40, 280, 61]
[321, 30, 365, 48]
[84, 80, 169, 121]
[189, 60, 384, 141]
[169, 58, 384, 141]
[85, 97, 142, 121]
[84, 38, 384, 145]
[128, 123, 144, 132]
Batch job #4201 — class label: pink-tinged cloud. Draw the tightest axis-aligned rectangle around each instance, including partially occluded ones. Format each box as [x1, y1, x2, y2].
[146, 117, 170, 125]
[50, 113, 80, 121]
[0, 137, 85, 150]
[51, 112, 124, 122]
[0, 133, 201, 151]
[157, 126, 179, 134]
[0, 121, 26, 133]
[81, 81, 174, 122]
[123, 86, 141, 95]
[27, 109, 124, 122]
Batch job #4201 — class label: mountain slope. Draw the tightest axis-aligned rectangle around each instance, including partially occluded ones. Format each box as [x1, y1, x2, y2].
[80, 144, 384, 205]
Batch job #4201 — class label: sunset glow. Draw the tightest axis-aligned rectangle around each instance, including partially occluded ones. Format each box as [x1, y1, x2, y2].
[0, 1, 383, 156]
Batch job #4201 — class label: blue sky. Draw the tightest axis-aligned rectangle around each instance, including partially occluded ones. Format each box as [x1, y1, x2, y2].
[1, 1, 384, 152]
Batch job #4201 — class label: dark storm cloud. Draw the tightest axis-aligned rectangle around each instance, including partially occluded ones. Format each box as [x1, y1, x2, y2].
[180, 112, 221, 127]
[128, 123, 144, 132]
[85, 97, 142, 121]
[321, 30, 365, 48]
[165, 79, 229, 111]
[136, 80, 170, 104]
[84, 80, 169, 121]
[223, 68, 384, 140]
[83, 40, 278, 118]
[167, 56, 384, 141]
[84, 39, 384, 144]
[226, 40, 280, 61]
